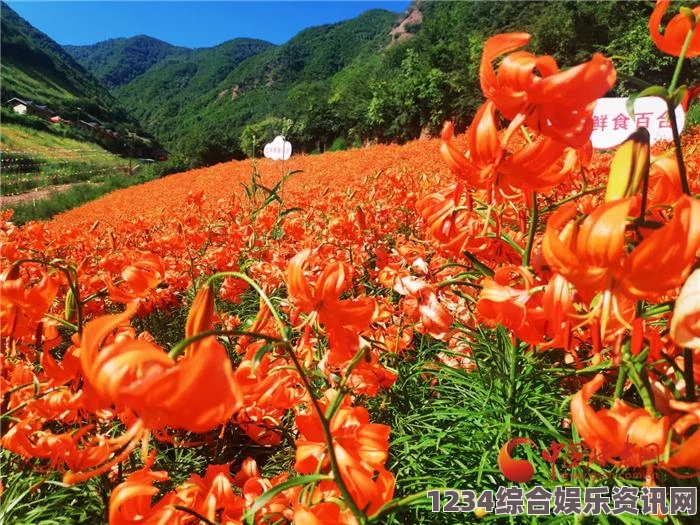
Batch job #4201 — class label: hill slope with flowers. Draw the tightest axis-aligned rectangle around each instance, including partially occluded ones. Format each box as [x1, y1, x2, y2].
[2, 2, 700, 524]
[47, 138, 450, 230]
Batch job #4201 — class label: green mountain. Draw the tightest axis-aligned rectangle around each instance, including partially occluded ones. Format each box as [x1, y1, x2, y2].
[65, 35, 191, 89]
[111, 9, 397, 165]
[67, 1, 697, 167]
[112, 37, 275, 159]
[0, 1, 142, 135]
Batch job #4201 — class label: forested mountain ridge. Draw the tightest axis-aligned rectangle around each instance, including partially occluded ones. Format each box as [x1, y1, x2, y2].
[0, 1, 144, 134]
[110, 9, 398, 164]
[93, 1, 698, 166]
[65, 35, 192, 89]
[8, 0, 697, 168]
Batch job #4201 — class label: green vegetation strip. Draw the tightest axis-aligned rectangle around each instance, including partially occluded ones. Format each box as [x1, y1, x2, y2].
[6, 169, 158, 225]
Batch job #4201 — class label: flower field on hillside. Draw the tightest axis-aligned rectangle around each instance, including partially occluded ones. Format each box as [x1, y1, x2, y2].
[2, 2, 700, 524]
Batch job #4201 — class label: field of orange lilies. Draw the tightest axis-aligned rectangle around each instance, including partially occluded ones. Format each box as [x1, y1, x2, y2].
[2, 2, 700, 524]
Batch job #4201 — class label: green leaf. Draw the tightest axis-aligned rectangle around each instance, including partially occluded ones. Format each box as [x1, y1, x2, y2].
[671, 85, 688, 108]
[252, 343, 273, 373]
[627, 86, 669, 119]
[244, 475, 332, 524]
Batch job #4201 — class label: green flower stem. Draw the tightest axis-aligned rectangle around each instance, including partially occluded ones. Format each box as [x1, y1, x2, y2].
[436, 278, 481, 289]
[205, 271, 288, 339]
[614, 344, 630, 401]
[684, 348, 696, 402]
[507, 339, 520, 433]
[470, 203, 524, 255]
[540, 186, 605, 213]
[285, 348, 366, 523]
[464, 251, 494, 277]
[243, 474, 332, 524]
[43, 314, 78, 331]
[167, 329, 284, 359]
[667, 24, 695, 195]
[1, 387, 68, 422]
[80, 286, 111, 304]
[523, 191, 538, 267]
[640, 301, 674, 318]
[668, 25, 696, 94]
[626, 360, 659, 417]
[324, 346, 368, 421]
[666, 100, 690, 195]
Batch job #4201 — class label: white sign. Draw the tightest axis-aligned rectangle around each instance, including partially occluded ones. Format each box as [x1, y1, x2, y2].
[263, 135, 292, 161]
[591, 97, 685, 149]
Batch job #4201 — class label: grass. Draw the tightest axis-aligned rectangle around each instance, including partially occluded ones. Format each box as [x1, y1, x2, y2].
[367, 325, 694, 525]
[6, 170, 158, 225]
[0, 451, 108, 525]
[1, 123, 128, 195]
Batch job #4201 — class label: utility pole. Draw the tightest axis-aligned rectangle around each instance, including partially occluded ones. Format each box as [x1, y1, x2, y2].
[126, 131, 134, 175]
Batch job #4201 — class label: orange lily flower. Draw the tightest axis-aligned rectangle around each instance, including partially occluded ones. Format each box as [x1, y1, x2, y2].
[416, 183, 502, 255]
[573, 375, 700, 474]
[620, 195, 700, 298]
[480, 33, 616, 148]
[108, 464, 172, 525]
[285, 249, 375, 334]
[106, 253, 165, 304]
[2, 421, 110, 474]
[498, 136, 585, 192]
[648, 157, 683, 206]
[184, 282, 215, 356]
[664, 400, 700, 471]
[571, 374, 670, 466]
[295, 398, 393, 514]
[293, 502, 353, 525]
[1, 271, 61, 339]
[476, 266, 546, 345]
[441, 105, 502, 188]
[286, 249, 375, 364]
[682, 82, 700, 111]
[542, 195, 700, 302]
[394, 276, 453, 338]
[649, 0, 700, 58]
[78, 306, 242, 433]
[236, 405, 285, 446]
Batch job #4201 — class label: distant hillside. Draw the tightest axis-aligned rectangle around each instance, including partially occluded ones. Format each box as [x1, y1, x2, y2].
[65, 35, 191, 88]
[0, 1, 155, 154]
[112, 37, 274, 160]
[112, 9, 397, 164]
[67, 1, 698, 167]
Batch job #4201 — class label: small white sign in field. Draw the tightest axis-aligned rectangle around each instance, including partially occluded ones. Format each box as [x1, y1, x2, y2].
[264, 136, 292, 161]
[590, 97, 685, 149]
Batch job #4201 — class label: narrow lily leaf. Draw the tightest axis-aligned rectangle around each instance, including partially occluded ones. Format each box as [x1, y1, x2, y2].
[671, 85, 688, 108]
[637, 85, 670, 100]
[244, 475, 332, 523]
[626, 86, 669, 119]
[252, 343, 273, 373]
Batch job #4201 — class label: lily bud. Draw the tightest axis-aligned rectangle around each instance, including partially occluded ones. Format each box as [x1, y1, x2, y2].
[185, 283, 215, 356]
[64, 288, 78, 323]
[605, 128, 650, 202]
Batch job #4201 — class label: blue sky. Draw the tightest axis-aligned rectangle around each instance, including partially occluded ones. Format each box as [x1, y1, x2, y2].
[7, 1, 411, 48]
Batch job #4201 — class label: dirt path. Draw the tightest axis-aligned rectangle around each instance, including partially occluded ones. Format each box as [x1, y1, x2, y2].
[1, 183, 77, 207]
